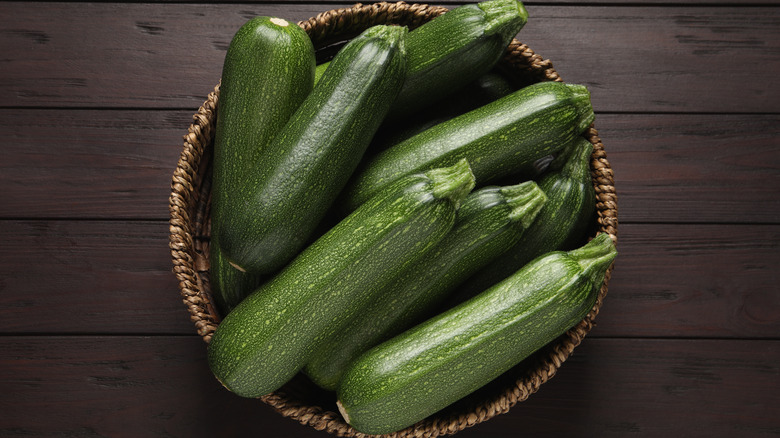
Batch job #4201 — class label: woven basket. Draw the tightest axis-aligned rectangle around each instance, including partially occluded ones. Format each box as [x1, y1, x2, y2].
[169, 2, 618, 436]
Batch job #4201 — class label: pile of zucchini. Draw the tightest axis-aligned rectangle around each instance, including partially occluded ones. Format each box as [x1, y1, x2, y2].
[205, 0, 617, 435]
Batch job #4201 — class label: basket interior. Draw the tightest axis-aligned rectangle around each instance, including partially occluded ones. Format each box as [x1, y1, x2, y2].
[169, 3, 617, 436]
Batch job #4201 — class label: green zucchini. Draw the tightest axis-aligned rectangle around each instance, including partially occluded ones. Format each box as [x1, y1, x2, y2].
[371, 71, 515, 152]
[390, 0, 527, 118]
[337, 233, 617, 435]
[207, 160, 476, 398]
[315, 0, 528, 119]
[218, 24, 408, 274]
[304, 180, 547, 391]
[458, 137, 597, 298]
[211, 16, 316, 275]
[341, 81, 595, 212]
[208, 232, 263, 316]
[313, 61, 329, 84]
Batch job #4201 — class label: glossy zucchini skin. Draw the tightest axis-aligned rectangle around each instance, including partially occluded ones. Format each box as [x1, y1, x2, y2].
[304, 181, 547, 391]
[313, 0, 528, 119]
[336, 233, 617, 435]
[211, 16, 316, 274]
[206, 160, 475, 398]
[458, 137, 597, 299]
[341, 81, 595, 212]
[218, 25, 408, 274]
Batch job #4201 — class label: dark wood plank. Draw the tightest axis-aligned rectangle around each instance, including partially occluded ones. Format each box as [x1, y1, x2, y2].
[0, 335, 328, 438]
[0, 336, 777, 437]
[519, 6, 780, 114]
[597, 223, 780, 339]
[455, 338, 780, 437]
[1, 221, 778, 339]
[0, 220, 194, 334]
[598, 113, 780, 224]
[1, 3, 778, 112]
[0, 2, 343, 108]
[1, 109, 190, 219]
[3, 110, 778, 222]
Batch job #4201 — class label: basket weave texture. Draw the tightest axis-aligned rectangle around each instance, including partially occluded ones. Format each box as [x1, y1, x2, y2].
[168, 2, 618, 437]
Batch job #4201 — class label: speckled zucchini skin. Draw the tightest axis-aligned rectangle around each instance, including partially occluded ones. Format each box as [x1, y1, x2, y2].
[341, 81, 595, 212]
[337, 233, 617, 435]
[211, 17, 315, 274]
[458, 138, 597, 297]
[218, 25, 408, 274]
[207, 160, 475, 398]
[304, 181, 547, 391]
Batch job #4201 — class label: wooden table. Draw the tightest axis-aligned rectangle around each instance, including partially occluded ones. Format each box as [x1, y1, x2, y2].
[1, 1, 779, 436]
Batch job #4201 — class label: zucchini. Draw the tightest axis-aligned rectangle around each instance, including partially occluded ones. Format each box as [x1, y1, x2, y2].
[458, 137, 597, 298]
[315, 0, 528, 119]
[336, 233, 617, 435]
[208, 232, 263, 316]
[207, 160, 476, 398]
[390, 0, 527, 119]
[313, 61, 329, 84]
[371, 71, 515, 152]
[218, 25, 408, 274]
[341, 81, 595, 212]
[304, 180, 547, 391]
[211, 16, 316, 275]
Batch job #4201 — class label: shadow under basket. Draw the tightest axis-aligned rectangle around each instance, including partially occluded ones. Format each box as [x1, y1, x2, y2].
[168, 2, 619, 437]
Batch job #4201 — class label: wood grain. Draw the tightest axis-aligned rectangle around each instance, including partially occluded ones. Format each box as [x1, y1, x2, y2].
[0, 336, 328, 438]
[0, 336, 777, 437]
[1, 220, 777, 339]
[0, 220, 193, 334]
[1, 109, 190, 219]
[455, 338, 780, 437]
[519, 6, 780, 114]
[598, 113, 780, 224]
[0, 3, 778, 112]
[598, 224, 780, 339]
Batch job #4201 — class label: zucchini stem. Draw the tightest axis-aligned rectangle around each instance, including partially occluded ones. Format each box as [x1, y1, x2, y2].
[427, 159, 476, 209]
[569, 233, 617, 286]
[480, 0, 529, 41]
[501, 181, 547, 228]
[565, 84, 596, 133]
